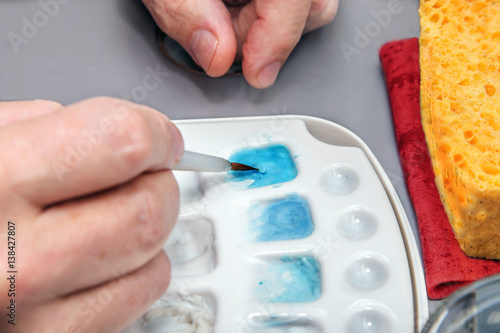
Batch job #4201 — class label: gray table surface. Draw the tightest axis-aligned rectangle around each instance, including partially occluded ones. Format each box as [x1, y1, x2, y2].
[2, 0, 439, 318]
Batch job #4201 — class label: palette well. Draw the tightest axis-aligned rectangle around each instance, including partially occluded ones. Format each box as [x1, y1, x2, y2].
[227, 144, 298, 188]
[248, 194, 314, 242]
[122, 116, 428, 333]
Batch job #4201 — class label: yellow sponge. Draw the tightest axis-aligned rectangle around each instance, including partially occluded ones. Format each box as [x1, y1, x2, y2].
[420, 0, 500, 259]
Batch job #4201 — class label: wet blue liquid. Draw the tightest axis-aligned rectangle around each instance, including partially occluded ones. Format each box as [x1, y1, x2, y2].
[257, 256, 321, 303]
[227, 144, 297, 188]
[251, 194, 314, 242]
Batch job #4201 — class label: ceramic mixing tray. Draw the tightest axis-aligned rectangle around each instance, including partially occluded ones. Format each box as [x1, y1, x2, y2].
[123, 116, 428, 333]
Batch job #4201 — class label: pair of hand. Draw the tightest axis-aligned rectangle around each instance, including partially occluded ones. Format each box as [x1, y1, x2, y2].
[143, 0, 339, 88]
[0, 0, 338, 331]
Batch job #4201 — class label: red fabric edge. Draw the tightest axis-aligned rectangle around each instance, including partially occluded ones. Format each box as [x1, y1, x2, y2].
[379, 38, 500, 300]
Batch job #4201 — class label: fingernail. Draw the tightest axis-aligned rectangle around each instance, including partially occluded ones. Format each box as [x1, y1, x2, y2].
[167, 121, 185, 167]
[257, 61, 282, 88]
[190, 30, 218, 72]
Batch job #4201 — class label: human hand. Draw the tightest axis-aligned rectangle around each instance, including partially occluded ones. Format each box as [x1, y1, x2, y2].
[0, 97, 184, 332]
[143, 0, 339, 88]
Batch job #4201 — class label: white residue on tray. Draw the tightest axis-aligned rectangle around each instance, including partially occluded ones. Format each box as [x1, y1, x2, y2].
[164, 216, 216, 276]
[141, 294, 215, 333]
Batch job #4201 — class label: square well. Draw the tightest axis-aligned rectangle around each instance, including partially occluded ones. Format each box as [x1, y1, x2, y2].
[164, 216, 216, 276]
[253, 255, 322, 303]
[249, 194, 314, 242]
[246, 314, 321, 333]
[227, 144, 297, 188]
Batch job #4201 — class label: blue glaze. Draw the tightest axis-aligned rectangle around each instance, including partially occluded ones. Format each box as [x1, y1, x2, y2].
[257, 256, 321, 303]
[250, 194, 314, 242]
[227, 144, 297, 188]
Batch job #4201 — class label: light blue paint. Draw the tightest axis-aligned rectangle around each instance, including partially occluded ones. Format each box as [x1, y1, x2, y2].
[257, 256, 321, 303]
[227, 144, 297, 188]
[250, 194, 314, 242]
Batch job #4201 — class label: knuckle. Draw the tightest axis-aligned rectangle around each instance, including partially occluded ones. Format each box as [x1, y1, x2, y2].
[169, 0, 189, 12]
[135, 185, 167, 252]
[322, 0, 339, 23]
[113, 108, 155, 173]
[134, 174, 179, 252]
[310, 0, 329, 17]
[158, 0, 191, 26]
[308, 0, 338, 27]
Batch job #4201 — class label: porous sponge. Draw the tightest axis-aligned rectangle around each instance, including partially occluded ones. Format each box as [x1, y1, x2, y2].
[420, 0, 500, 259]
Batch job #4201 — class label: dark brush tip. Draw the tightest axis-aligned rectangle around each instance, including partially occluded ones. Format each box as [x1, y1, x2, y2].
[230, 162, 259, 171]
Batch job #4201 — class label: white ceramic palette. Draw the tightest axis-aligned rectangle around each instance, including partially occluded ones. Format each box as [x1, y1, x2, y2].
[123, 116, 428, 333]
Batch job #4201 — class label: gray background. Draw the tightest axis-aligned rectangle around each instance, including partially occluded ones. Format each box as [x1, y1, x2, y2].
[1, 0, 428, 303]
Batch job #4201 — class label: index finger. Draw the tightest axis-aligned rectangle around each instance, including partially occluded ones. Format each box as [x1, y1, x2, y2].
[241, 0, 311, 88]
[0, 96, 184, 206]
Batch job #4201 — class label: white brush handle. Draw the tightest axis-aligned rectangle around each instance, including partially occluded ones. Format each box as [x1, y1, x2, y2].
[173, 151, 231, 172]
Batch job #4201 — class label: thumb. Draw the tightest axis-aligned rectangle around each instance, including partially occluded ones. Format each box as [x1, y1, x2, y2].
[143, 0, 237, 77]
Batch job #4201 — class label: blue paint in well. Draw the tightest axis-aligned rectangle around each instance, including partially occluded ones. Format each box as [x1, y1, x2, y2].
[250, 194, 314, 242]
[257, 256, 321, 303]
[227, 144, 297, 188]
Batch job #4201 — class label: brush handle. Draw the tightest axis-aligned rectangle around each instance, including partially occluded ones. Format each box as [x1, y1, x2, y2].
[173, 151, 231, 172]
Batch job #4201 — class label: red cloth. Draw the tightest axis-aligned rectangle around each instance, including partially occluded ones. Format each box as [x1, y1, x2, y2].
[379, 38, 500, 300]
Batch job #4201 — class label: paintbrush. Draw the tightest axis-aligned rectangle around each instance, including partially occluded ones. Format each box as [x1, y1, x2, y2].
[173, 151, 258, 172]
